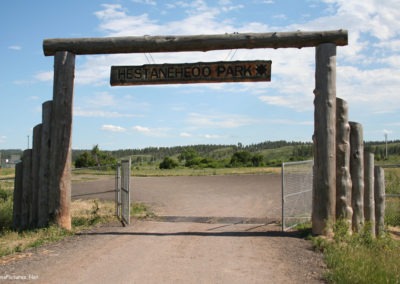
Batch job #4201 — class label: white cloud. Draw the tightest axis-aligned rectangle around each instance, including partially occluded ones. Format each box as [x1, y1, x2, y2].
[203, 134, 224, 139]
[132, 0, 156, 5]
[74, 108, 135, 118]
[71, 0, 400, 124]
[0, 136, 6, 143]
[34, 71, 53, 82]
[101, 124, 127, 132]
[85, 92, 117, 108]
[180, 132, 192, 137]
[187, 113, 257, 129]
[133, 125, 151, 133]
[8, 45, 21, 51]
[273, 14, 287, 20]
[132, 125, 169, 137]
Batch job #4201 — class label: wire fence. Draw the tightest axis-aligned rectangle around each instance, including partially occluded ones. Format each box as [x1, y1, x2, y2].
[0, 177, 14, 191]
[281, 160, 313, 231]
[383, 165, 400, 227]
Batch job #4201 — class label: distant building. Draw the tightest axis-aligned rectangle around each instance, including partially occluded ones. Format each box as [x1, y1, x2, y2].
[0, 154, 21, 168]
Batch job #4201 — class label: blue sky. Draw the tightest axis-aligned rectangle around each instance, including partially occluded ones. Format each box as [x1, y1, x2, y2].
[1, 0, 399, 150]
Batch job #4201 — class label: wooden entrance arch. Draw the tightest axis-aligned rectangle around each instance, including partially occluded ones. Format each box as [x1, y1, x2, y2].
[16, 30, 348, 235]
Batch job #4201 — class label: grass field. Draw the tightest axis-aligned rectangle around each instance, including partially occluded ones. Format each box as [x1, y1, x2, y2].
[0, 199, 151, 257]
[312, 220, 400, 283]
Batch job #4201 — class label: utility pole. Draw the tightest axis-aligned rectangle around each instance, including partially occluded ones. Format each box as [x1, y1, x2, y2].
[385, 133, 388, 159]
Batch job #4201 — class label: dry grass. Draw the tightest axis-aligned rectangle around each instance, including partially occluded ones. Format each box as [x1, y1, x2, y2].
[0, 199, 117, 257]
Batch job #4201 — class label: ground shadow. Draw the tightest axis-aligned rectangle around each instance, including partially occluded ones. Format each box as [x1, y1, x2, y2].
[77, 216, 310, 239]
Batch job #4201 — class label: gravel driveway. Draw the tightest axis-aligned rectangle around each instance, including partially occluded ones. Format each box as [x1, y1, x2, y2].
[0, 174, 326, 283]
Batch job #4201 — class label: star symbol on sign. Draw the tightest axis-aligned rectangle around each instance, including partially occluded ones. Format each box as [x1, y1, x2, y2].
[256, 64, 267, 76]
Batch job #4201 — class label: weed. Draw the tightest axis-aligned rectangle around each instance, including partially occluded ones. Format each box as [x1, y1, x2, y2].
[312, 220, 400, 283]
[0, 189, 13, 229]
[131, 203, 155, 219]
[0, 199, 116, 257]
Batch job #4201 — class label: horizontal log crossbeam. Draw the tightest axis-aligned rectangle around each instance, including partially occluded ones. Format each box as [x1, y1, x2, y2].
[43, 30, 348, 56]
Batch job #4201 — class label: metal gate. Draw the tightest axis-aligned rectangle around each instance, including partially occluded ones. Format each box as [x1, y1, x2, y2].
[116, 158, 131, 225]
[282, 160, 313, 231]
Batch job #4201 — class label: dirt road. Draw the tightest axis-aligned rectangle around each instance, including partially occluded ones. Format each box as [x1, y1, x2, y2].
[1, 174, 325, 283]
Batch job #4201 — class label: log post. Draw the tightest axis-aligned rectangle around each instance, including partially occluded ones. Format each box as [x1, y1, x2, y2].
[335, 98, 352, 229]
[49, 51, 75, 230]
[43, 30, 348, 56]
[21, 149, 32, 230]
[12, 162, 23, 230]
[30, 124, 42, 228]
[312, 43, 336, 236]
[374, 166, 385, 236]
[349, 122, 364, 232]
[38, 101, 53, 227]
[364, 152, 375, 237]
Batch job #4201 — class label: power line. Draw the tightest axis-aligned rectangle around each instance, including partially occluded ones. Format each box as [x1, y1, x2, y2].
[144, 53, 156, 64]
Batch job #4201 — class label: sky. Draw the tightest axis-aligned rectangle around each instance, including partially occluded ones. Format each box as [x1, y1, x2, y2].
[1, 0, 399, 150]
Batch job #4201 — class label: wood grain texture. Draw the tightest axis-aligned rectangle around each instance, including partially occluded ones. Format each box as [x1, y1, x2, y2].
[44, 30, 348, 56]
[312, 43, 336, 236]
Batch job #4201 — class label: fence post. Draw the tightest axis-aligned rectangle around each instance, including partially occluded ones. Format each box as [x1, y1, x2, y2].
[30, 124, 42, 228]
[335, 98, 352, 230]
[49, 51, 75, 230]
[349, 122, 364, 232]
[312, 43, 336, 236]
[38, 101, 53, 227]
[21, 149, 32, 230]
[364, 152, 375, 237]
[374, 166, 385, 236]
[12, 162, 23, 229]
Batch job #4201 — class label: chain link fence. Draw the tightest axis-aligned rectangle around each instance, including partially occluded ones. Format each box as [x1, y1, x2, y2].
[384, 165, 400, 227]
[281, 160, 313, 231]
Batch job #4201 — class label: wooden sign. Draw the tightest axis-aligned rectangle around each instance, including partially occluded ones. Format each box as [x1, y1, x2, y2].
[110, 60, 271, 86]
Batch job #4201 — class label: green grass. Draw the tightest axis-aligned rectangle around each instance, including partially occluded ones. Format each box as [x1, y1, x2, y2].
[0, 168, 15, 178]
[384, 168, 400, 227]
[385, 168, 400, 195]
[131, 203, 155, 219]
[131, 166, 279, 176]
[312, 220, 400, 283]
[386, 197, 400, 227]
[0, 199, 117, 257]
[0, 226, 72, 257]
[0, 188, 13, 229]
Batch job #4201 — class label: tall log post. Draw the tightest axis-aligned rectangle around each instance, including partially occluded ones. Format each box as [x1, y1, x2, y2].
[12, 162, 23, 230]
[364, 152, 375, 237]
[21, 149, 32, 230]
[349, 122, 364, 232]
[312, 43, 336, 236]
[38, 101, 53, 227]
[374, 166, 385, 236]
[335, 98, 352, 229]
[49, 51, 75, 230]
[30, 124, 42, 228]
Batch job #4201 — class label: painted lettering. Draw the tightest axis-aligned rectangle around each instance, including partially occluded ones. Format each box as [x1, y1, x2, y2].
[217, 66, 226, 76]
[111, 60, 271, 85]
[244, 65, 252, 76]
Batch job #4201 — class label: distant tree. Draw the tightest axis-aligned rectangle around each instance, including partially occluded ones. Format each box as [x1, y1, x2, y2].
[230, 151, 252, 167]
[159, 156, 179, 169]
[75, 145, 117, 168]
[75, 151, 96, 168]
[178, 149, 199, 164]
[251, 154, 264, 167]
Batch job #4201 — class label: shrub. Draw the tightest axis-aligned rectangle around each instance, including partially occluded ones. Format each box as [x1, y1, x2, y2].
[0, 189, 13, 229]
[159, 157, 179, 169]
[313, 220, 400, 283]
